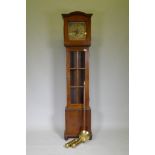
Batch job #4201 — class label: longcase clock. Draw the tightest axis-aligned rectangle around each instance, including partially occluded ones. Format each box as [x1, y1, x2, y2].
[62, 11, 92, 140]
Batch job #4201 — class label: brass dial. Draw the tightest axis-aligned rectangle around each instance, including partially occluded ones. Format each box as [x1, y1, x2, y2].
[68, 22, 86, 40]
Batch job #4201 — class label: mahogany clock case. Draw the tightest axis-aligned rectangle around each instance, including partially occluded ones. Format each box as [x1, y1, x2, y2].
[62, 11, 92, 140]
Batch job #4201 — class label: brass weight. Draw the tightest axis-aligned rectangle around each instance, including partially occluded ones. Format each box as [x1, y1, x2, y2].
[64, 130, 91, 148]
[64, 138, 78, 148]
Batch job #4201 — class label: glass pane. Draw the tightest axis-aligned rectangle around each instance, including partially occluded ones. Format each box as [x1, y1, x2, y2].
[70, 70, 77, 86]
[78, 51, 85, 68]
[78, 70, 85, 86]
[78, 88, 84, 104]
[70, 51, 77, 68]
[71, 88, 77, 104]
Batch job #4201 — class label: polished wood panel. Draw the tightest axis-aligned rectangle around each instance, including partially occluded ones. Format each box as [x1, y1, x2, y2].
[64, 108, 91, 140]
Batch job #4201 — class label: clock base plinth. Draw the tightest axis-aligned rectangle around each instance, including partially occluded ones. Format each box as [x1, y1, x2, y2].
[64, 107, 92, 140]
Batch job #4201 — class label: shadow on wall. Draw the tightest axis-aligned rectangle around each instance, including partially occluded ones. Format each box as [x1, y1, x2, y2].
[46, 10, 105, 139]
[46, 11, 65, 138]
[90, 10, 105, 138]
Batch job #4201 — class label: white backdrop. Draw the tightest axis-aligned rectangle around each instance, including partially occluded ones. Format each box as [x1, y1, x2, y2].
[27, 0, 128, 135]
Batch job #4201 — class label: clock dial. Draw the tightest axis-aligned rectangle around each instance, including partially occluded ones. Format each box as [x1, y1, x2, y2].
[68, 22, 86, 40]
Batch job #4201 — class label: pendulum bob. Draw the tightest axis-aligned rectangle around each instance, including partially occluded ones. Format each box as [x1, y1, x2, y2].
[71, 130, 91, 148]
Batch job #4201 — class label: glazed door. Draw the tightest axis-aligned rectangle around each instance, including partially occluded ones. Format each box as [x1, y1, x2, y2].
[66, 48, 89, 107]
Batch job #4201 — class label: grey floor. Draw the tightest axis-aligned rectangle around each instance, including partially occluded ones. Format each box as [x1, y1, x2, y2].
[27, 129, 128, 155]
